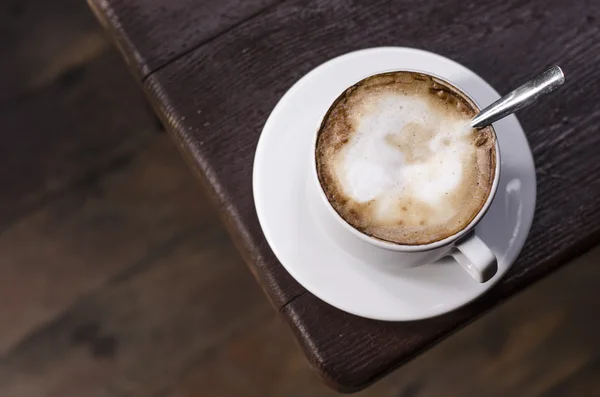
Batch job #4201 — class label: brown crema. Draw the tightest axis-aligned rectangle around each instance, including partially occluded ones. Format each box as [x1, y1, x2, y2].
[315, 71, 497, 245]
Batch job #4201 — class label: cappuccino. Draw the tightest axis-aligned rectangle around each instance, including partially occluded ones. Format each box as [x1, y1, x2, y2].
[315, 71, 496, 245]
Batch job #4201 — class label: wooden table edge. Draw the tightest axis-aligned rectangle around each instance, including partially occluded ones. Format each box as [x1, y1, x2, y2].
[86, 1, 600, 391]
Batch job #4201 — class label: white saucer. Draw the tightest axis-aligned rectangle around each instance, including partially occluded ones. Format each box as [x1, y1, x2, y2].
[253, 47, 536, 321]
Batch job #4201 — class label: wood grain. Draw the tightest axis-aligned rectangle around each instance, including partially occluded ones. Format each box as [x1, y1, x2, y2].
[0, 226, 270, 397]
[0, 0, 110, 102]
[0, 49, 160, 233]
[87, 0, 282, 78]
[92, 0, 600, 391]
[0, 1, 161, 231]
[0, 136, 213, 355]
[0, 7, 274, 393]
[165, 246, 600, 397]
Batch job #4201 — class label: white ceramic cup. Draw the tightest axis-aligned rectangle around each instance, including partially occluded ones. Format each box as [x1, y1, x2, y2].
[309, 70, 500, 283]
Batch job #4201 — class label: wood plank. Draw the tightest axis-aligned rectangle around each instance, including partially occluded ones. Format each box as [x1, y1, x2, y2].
[539, 358, 600, 397]
[394, 247, 600, 397]
[0, 49, 160, 232]
[87, 0, 283, 79]
[0, 0, 110, 102]
[138, 0, 600, 389]
[164, 246, 600, 397]
[0, 226, 271, 397]
[0, 0, 163, 232]
[166, 317, 323, 397]
[1, 1, 274, 395]
[0, 135, 212, 355]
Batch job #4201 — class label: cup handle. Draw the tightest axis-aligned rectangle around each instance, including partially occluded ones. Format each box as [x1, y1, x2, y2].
[451, 233, 497, 283]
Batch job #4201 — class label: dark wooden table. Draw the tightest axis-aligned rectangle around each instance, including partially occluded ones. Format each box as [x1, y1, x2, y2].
[88, 0, 600, 391]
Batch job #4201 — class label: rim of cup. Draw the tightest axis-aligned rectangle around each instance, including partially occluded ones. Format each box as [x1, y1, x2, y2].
[311, 68, 501, 252]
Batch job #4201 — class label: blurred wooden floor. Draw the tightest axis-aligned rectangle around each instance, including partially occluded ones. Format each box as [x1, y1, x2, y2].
[1, 1, 600, 396]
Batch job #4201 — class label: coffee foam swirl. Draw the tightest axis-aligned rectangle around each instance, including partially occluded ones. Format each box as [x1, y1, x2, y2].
[316, 72, 496, 245]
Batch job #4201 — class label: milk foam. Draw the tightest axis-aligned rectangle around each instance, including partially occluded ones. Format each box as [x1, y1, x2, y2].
[315, 71, 496, 245]
[332, 93, 474, 226]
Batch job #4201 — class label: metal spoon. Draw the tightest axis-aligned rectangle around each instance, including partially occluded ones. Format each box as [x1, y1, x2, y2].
[471, 65, 565, 129]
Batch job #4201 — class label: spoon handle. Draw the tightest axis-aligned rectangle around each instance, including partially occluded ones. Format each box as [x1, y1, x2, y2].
[470, 65, 565, 129]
